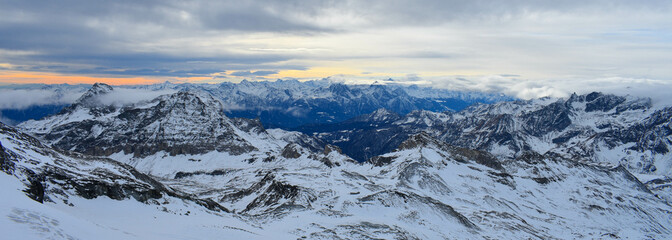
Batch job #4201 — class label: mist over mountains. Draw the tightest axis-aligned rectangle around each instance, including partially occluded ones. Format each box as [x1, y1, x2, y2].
[0, 80, 512, 128]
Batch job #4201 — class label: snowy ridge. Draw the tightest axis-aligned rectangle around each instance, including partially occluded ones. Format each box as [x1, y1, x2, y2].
[5, 123, 671, 238]
[0, 122, 288, 239]
[4, 85, 672, 239]
[168, 80, 511, 128]
[20, 86, 312, 159]
[4, 80, 512, 128]
[302, 92, 672, 202]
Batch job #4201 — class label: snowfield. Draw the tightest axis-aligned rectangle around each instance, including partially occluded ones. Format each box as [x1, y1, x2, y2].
[3, 83, 672, 239]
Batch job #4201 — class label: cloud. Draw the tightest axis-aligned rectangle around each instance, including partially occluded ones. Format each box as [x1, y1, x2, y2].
[284, 106, 308, 118]
[229, 70, 279, 77]
[0, 0, 670, 91]
[94, 88, 178, 107]
[426, 75, 672, 105]
[0, 88, 82, 109]
[0, 85, 178, 112]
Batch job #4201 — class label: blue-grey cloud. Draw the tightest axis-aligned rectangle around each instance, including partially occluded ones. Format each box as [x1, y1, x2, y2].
[0, 0, 671, 83]
[229, 70, 279, 77]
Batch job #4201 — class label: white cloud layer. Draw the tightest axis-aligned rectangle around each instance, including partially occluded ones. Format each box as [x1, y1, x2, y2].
[424, 75, 672, 106]
[95, 88, 178, 107]
[0, 89, 82, 109]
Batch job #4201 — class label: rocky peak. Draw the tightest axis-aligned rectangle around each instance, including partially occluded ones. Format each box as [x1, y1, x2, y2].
[367, 83, 391, 96]
[239, 79, 252, 87]
[396, 132, 444, 151]
[323, 144, 342, 155]
[585, 91, 603, 102]
[584, 93, 626, 112]
[565, 91, 644, 113]
[57, 82, 115, 115]
[154, 91, 225, 118]
[522, 100, 571, 137]
[89, 82, 114, 95]
[328, 83, 351, 96]
[281, 143, 303, 159]
[76, 83, 113, 104]
[23, 89, 261, 158]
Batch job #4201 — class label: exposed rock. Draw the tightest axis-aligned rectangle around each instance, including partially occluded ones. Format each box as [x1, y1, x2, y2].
[368, 156, 395, 167]
[281, 144, 302, 159]
[323, 144, 342, 155]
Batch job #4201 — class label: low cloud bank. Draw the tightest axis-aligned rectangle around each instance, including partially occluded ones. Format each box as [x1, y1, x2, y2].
[0, 89, 83, 109]
[426, 75, 672, 106]
[0, 87, 177, 111]
[95, 88, 177, 107]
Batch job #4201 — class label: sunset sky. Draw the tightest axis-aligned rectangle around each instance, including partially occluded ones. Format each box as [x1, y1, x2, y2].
[1, 0, 671, 98]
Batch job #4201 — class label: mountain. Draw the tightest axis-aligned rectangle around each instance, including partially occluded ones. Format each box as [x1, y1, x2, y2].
[299, 92, 672, 202]
[2, 80, 513, 128]
[4, 117, 672, 238]
[209, 80, 512, 128]
[19, 84, 325, 159]
[0, 121, 266, 239]
[5, 84, 672, 238]
[293, 108, 407, 161]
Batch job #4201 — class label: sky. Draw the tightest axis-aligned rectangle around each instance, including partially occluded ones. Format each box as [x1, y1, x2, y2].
[1, 0, 671, 99]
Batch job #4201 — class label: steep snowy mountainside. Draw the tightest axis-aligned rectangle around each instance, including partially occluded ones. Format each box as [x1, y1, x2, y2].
[145, 132, 672, 239]
[0, 122, 285, 239]
[361, 133, 672, 239]
[0, 122, 228, 211]
[442, 92, 671, 175]
[300, 92, 672, 203]
[304, 92, 671, 173]
[19, 84, 322, 159]
[5, 84, 672, 238]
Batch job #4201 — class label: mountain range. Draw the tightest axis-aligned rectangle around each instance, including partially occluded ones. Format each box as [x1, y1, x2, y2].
[1, 80, 511, 128]
[2, 82, 671, 239]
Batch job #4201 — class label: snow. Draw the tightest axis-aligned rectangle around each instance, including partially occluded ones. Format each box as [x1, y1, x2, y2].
[1, 173, 132, 240]
[5, 86, 672, 239]
[0, 173, 264, 240]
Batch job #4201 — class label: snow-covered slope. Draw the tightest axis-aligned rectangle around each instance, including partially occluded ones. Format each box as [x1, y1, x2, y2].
[6, 122, 671, 238]
[19, 84, 316, 158]
[6, 85, 672, 239]
[302, 92, 672, 202]
[0, 122, 266, 239]
[363, 133, 672, 238]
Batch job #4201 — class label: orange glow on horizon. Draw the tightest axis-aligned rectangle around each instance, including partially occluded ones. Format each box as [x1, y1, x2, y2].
[0, 71, 165, 85]
[270, 67, 366, 79]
